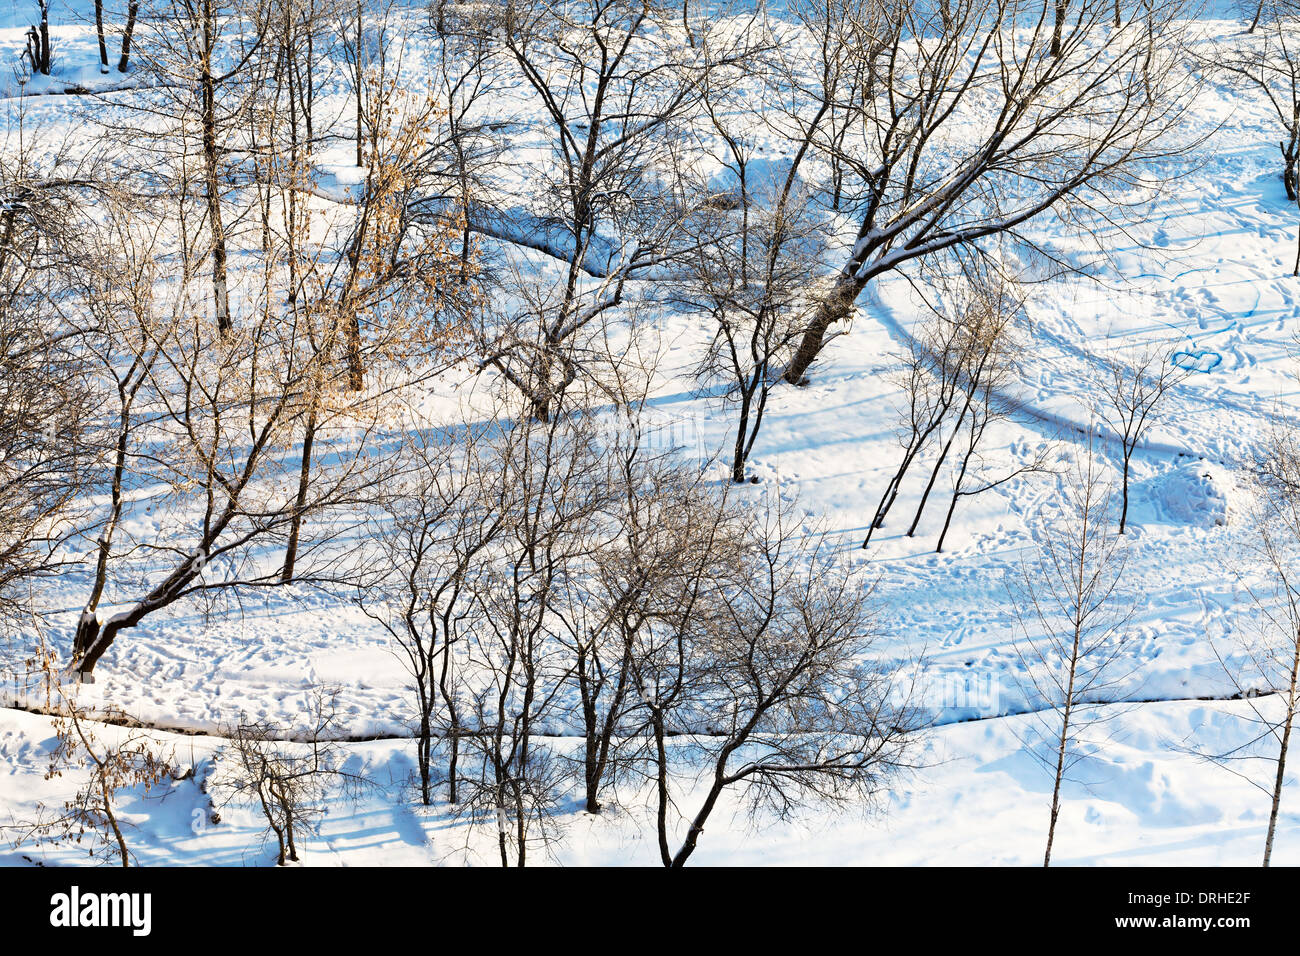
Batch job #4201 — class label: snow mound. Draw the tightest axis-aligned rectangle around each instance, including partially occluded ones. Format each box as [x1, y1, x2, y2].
[1161, 461, 1239, 528]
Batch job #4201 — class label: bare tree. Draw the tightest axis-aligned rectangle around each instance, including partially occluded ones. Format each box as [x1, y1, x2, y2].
[8, 646, 175, 866]
[455, 409, 604, 865]
[119, 0, 141, 72]
[1206, 1, 1300, 272]
[269, 76, 474, 577]
[417, 0, 510, 282]
[862, 309, 968, 548]
[1011, 441, 1137, 866]
[360, 414, 509, 806]
[65, 248, 402, 679]
[26, 0, 52, 76]
[125, 0, 274, 333]
[0, 133, 101, 637]
[213, 689, 366, 865]
[61, 1, 468, 679]
[1195, 421, 1300, 866]
[0, 312, 85, 636]
[927, 277, 1051, 552]
[630, 504, 915, 867]
[677, 145, 824, 483]
[781, 0, 1195, 385]
[482, 0, 740, 420]
[1250, 0, 1269, 34]
[1095, 339, 1189, 534]
[903, 270, 1047, 551]
[328, 58, 476, 392]
[337, 0, 399, 169]
[95, 0, 109, 72]
[68, 208, 166, 662]
[551, 404, 741, 814]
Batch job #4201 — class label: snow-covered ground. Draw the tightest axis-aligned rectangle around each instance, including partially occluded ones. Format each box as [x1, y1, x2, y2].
[0, 697, 1290, 866]
[2, 0, 1300, 865]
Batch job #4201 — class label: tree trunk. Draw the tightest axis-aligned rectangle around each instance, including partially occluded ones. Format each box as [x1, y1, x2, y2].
[935, 454, 972, 553]
[416, 698, 433, 805]
[199, 5, 232, 334]
[1264, 628, 1300, 867]
[1119, 452, 1131, 534]
[284, 803, 297, 861]
[73, 521, 222, 676]
[74, 408, 132, 659]
[281, 402, 318, 581]
[907, 426, 960, 538]
[1045, 624, 1082, 867]
[117, 2, 138, 73]
[583, 755, 601, 813]
[1044, 707, 1069, 866]
[344, 313, 365, 390]
[0, 205, 18, 279]
[99, 773, 129, 866]
[1250, 0, 1265, 33]
[39, 7, 50, 75]
[95, 0, 108, 72]
[578, 648, 603, 813]
[302, 18, 314, 150]
[783, 270, 866, 385]
[271, 821, 286, 864]
[731, 390, 753, 483]
[651, 709, 673, 866]
[354, 1, 363, 168]
[863, 418, 949, 549]
[72, 615, 109, 676]
[1283, 144, 1297, 203]
[669, 775, 727, 868]
[1052, 0, 1068, 58]
[439, 641, 459, 803]
[494, 776, 510, 866]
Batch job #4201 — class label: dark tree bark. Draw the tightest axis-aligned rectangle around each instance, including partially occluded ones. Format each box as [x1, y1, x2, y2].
[1263, 627, 1299, 867]
[196, 0, 232, 333]
[118, 0, 138, 72]
[72, 549, 211, 676]
[1283, 137, 1298, 202]
[354, 1, 363, 167]
[905, 418, 963, 538]
[280, 402, 317, 582]
[39, 4, 50, 74]
[95, 0, 108, 71]
[783, 271, 865, 385]
[1052, 0, 1069, 57]
[27, 2, 51, 76]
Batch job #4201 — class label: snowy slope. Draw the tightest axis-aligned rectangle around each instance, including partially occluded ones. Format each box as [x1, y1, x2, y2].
[0, 1, 1298, 865]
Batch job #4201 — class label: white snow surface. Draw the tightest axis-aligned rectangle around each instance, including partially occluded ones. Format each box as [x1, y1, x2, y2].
[0, 0, 1299, 865]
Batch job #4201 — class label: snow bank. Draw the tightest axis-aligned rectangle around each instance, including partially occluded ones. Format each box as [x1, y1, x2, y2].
[1161, 461, 1240, 528]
